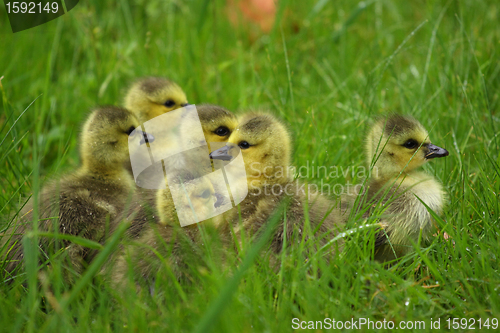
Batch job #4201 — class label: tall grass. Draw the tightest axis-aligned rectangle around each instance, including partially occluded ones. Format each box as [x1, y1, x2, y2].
[1, 0, 499, 331]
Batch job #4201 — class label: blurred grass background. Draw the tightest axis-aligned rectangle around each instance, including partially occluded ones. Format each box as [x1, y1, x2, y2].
[1, 0, 499, 331]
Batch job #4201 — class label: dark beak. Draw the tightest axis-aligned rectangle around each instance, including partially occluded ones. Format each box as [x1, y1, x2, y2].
[181, 103, 190, 107]
[139, 131, 155, 146]
[425, 143, 449, 159]
[209, 145, 234, 161]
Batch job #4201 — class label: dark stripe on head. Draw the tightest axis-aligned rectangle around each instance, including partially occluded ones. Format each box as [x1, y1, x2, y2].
[94, 106, 131, 123]
[197, 104, 236, 122]
[139, 77, 174, 94]
[382, 114, 421, 137]
[240, 116, 271, 133]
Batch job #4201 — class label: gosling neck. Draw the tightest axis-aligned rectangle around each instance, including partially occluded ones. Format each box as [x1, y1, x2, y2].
[370, 153, 420, 183]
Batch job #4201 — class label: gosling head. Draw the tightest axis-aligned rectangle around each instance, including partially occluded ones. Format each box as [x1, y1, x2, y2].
[80, 106, 152, 174]
[366, 114, 448, 180]
[197, 104, 238, 145]
[124, 77, 189, 123]
[209, 113, 292, 189]
[180, 104, 238, 149]
[157, 174, 217, 226]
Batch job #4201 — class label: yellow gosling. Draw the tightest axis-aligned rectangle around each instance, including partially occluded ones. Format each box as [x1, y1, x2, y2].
[1, 106, 151, 277]
[365, 114, 449, 261]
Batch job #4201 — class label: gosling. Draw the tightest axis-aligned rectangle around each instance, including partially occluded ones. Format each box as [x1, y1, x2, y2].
[210, 113, 348, 266]
[105, 105, 238, 285]
[107, 173, 220, 288]
[1, 106, 152, 277]
[364, 114, 449, 261]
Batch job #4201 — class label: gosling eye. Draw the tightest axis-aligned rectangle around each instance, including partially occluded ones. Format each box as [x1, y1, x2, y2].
[164, 99, 176, 108]
[238, 141, 251, 149]
[402, 139, 418, 149]
[214, 126, 230, 137]
[200, 190, 211, 199]
[125, 126, 136, 135]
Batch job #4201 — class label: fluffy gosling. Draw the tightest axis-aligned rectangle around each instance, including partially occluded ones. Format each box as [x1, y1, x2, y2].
[364, 114, 449, 261]
[210, 113, 348, 265]
[108, 173, 220, 288]
[1, 106, 151, 277]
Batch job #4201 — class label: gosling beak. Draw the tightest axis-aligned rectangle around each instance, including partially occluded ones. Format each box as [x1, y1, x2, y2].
[139, 131, 155, 146]
[425, 143, 449, 159]
[209, 145, 233, 161]
[181, 103, 190, 107]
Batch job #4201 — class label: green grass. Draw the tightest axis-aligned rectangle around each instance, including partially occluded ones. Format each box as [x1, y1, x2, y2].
[1, 0, 500, 331]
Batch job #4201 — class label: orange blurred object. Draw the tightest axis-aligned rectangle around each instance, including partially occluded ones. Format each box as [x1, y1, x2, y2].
[226, 0, 277, 33]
